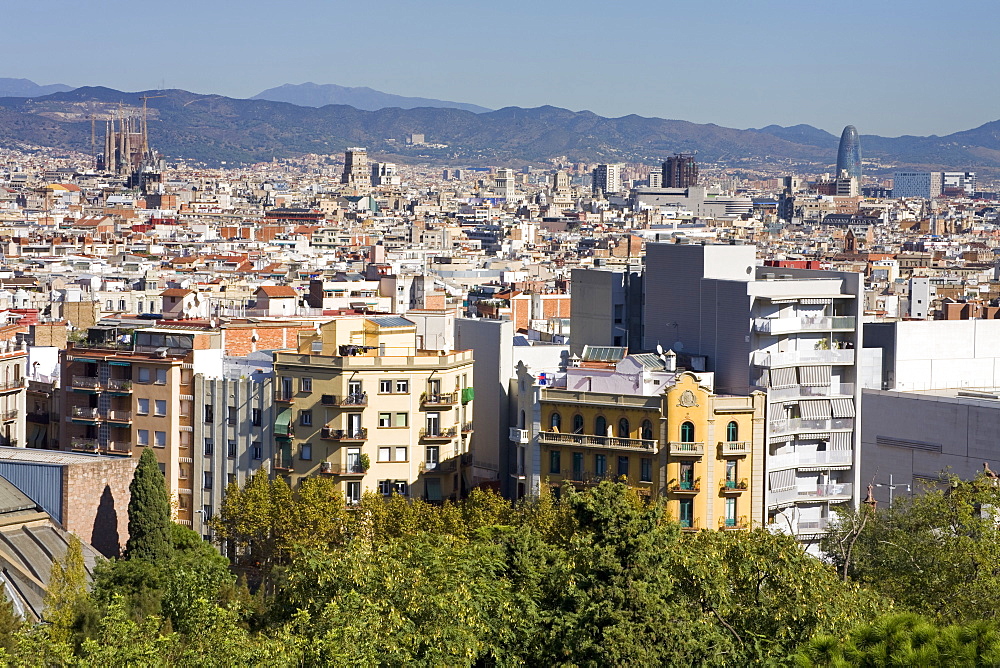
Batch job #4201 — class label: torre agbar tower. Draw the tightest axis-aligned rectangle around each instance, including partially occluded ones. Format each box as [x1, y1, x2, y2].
[836, 125, 862, 180]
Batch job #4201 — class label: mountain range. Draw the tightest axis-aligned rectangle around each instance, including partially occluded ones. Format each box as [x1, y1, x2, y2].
[252, 82, 491, 114]
[1, 85, 999, 175]
[0, 78, 74, 98]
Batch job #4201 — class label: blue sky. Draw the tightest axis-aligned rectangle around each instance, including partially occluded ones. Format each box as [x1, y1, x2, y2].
[6, 0, 997, 136]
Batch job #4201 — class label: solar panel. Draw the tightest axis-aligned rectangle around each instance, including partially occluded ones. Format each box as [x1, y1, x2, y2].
[367, 316, 414, 328]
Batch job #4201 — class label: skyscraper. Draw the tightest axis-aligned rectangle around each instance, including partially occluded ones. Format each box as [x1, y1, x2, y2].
[591, 164, 623, 195]
[662, 154, 698, 188]
[341, 148, 371, 190]
[836, 126, 862, 181]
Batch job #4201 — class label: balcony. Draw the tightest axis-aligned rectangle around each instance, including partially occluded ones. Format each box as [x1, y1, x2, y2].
[561, 469, 620, 485]
[461, 421, 474, 433]
[70, 437, 99, 452]
[0, 378, 24, 393]
[766, 383, 855, 402]
[275, 393, 295, 404]
[769, 450, 854, 470]
[71, 376, 101, 391]
[70, 406, 100, 422]
[668, 442, 705, 457]
[0, 409, 16, 423]
[321, 427, 368, 442]
[539, 431, 656, 452]
[337, 393, 368, 407]
[752, 349, 855, 368]
[769, 418, 854, 436]
[420, 459, 457, 474]
[104, 409, 132, 423]
[273, 457, 295, 472]
[421, 392, 458, 408]
[420, 427, 458, 441]
[669, 481, 700, 494]
[509, 427, 529, 444]
[720, 479, 748, 493]
[799, 482, 853, 500]
[719, 516, 749, 530]
[796, 518, 832, 534]
[754, 316, 856, 335]
[105, 378, 132, 393]
[720, 441, 750, 456]
[104, 442, 132, 456]
[322, 462, 367, 476]
[26, 411, 49, 424]
[679, 518, 699, 532]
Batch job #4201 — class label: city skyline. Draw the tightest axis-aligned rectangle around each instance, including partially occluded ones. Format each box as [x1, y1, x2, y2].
[4, 0, 999, 137]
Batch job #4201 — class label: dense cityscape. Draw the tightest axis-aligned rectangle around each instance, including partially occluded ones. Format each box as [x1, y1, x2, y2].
[0, 68, 998, 663]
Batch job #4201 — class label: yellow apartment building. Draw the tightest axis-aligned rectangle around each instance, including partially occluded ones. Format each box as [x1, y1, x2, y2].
[514, 353, 765, 530]
[272, 316, 475, 502]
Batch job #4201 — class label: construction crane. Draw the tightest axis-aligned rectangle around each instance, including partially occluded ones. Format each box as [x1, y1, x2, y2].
[139, 95, 166, 156]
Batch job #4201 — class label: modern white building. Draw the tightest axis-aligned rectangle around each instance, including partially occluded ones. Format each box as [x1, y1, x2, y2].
[642, 243, 863, 540]
[591, 164, 623, 195]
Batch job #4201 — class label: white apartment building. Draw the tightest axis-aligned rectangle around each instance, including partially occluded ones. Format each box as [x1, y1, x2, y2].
[642, 243, 863, 542]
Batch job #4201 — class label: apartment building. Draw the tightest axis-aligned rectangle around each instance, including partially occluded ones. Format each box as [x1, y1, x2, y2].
[512, 347, 765, 530]
[643, 243, 863, 541]
[0, 336, 27, 448]
[272, 316, 475, 503]
[60, 324, 224, 527]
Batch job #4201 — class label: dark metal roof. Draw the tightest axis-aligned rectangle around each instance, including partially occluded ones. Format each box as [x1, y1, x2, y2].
[367, 316, 414, 328]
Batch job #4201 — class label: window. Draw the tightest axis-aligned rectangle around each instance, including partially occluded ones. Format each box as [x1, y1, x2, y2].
[252, 442, 262, 460]
[346, 481, 361, 504]
[204, 439, 213, 456]
[178, 494, 189, 510]
[300, 410, 312, 426]
[378, 480, 393, 496]
[347, 448, 362, 472]
[572, 452, 584, 479]
[348, 381, 362, 399]
[137, 398, 150, 415]
[154, 431, 166, 448]
[158, 462, 166, 475]
[572, 414, 584, 434]
[595, 454, 606, 477]
[680, 421, 695, 443]
[154, 400, 166, 416]
[394, 446, 407, 462]
[726, 460, 737, 485]
[227, 474, 236, 486]
[679, 499, 694, 528]
[379, 412, 392, 428]
[595, 416, 607, 437]
[204, 405, 214, 423]
[204, 472, 213, 490]
[301, 377, 313, 392]
[425, 446, 439, 469]
[613, 303, 624, 324]
[725, 497, 736, 525]
[251, 409, 261, 426]
[301, 443, 312, 460]
[228, 406, 237, 425]
[379, 379, 392, 394]
[679, 462, 694, 489]
[119, 299, 126, 311]
[395, 412, 408, 428]
[106, 300, 113, 310]
[550, 412, 561, 431]
[550, 450, 560, 475]
[138, 367, 151, 383]
[138, 429, 150, 446]
[617, 456, 629, 477]
[392, 480, 408, 496]
[378, 447, 392, 462]
[228, 440, 237, 457]
[641, 419, 654, 441]
[180, 401, 191, 417]
[617, 418, 629, 438]
[426, 412, 440, 436]
[202, 505, 213, 521]
[726, 421, 739, 442]
[155, 368, 167, 384]
[395, 380, 408, 394]
[640, 458, 652, 482]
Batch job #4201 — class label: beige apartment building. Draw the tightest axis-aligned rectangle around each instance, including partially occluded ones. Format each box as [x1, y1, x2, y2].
[272, 316, 475, 502]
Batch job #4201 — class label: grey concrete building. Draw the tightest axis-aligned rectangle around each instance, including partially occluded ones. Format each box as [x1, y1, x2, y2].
[569, 265, 643, 356]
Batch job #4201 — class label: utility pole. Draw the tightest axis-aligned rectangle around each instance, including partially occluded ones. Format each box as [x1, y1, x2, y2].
[875, 474, 911, 508]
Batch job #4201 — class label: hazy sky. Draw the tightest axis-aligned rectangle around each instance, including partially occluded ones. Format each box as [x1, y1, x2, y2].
[6, 0, 998, 136]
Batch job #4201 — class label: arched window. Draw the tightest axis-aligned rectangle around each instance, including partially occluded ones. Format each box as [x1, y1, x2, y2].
[595, 416, 607, 437]
[641, 419, 654, 441]
[573, 414, 584, 434]
[680, 421, 695, 443]
[726, 421, 739, 442]
[550, 412, 562, 431]
[617, 418, 629, 438]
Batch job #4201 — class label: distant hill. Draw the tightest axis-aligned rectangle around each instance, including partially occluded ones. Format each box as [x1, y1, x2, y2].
[1, 86, 999, 175]
[0, 78, 73, 98]
[252, 82, 492, 114]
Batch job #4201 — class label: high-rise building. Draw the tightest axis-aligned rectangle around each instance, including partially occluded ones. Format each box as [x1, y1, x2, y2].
[642, 243, 863, 544]
[942, 171, 977, 196]
[591, 164, 623, 195]
[836, 126, 862, 181]
[569, 266, 643, 355]
[892, 171, 943, 199]
[662, 154, 698, 188]
[341, 148, 371, 190]
[371, 162, 400, 187]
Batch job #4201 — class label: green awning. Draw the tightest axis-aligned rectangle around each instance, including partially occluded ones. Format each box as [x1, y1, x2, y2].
[109, 361, 132, 366]
[275, 409, 292, 438]
[425, 478, 442, 502]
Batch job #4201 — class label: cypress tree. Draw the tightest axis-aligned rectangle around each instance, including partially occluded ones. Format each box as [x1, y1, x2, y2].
[124, 447, 172, 562]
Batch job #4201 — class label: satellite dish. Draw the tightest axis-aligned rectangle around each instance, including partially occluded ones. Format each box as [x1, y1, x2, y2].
[656, 343, 664, 356]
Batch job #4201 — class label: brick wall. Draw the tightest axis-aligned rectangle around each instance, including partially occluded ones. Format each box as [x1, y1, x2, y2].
[62, 457, 137, 558]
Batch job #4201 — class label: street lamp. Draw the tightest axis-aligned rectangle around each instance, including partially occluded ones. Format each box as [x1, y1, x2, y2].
[875, 474, 911, 508]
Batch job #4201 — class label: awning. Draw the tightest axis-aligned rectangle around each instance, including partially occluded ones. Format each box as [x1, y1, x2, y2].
[800, 400, 832, 420]
[109, 361, 132, 366]
[275, 409, 292, 438]
[769, 367, 797, 389]
[769, 469, 795, 491]
[831, 398, 855, 418]
[799, 298, 832, 305]
[830, 432, 853, 450]
[425, 478, 442, 502]
[798, 365, 831, 387]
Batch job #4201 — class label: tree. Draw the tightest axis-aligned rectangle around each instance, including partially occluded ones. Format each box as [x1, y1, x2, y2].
[823, 473, 1000, 623]
[43, 534, 96, 646]
[125, 448, 172, 563]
